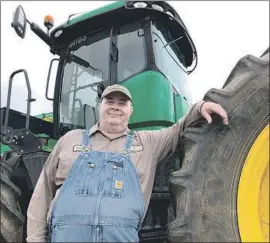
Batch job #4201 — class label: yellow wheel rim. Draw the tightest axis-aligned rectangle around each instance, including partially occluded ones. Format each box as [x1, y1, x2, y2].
[238, 124, 269, 242]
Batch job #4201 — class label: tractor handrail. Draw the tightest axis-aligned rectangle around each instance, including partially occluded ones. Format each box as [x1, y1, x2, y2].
[4, 69, 35, 130]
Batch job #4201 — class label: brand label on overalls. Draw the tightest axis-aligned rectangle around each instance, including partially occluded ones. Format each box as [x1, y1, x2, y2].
[115, 180, 123, 189]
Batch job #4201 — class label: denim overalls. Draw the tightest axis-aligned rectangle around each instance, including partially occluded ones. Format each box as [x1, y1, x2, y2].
[48, 130, 145, 242]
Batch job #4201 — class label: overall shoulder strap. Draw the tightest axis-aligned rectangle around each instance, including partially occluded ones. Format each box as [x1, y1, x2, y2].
[124, 131, 134, 153]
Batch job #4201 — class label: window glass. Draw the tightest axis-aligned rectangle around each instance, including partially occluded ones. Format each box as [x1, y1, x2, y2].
[60, 29, 110, 129]
[152, 20, 191, 100]
[117, 22, 146, 82]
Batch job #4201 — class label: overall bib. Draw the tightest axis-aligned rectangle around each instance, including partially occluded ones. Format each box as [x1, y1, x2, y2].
[48, 131, 145, 242]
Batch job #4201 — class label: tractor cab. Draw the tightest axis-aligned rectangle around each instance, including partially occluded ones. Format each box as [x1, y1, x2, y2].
[49, 1, 197, 137]
[11, 1, 197, 138]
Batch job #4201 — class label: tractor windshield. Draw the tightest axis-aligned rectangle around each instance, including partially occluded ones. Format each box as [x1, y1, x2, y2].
[59, 21, 146, 132]
[59, 29, 110, 130]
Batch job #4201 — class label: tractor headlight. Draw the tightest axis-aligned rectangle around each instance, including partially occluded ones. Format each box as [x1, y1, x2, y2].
[166, 11, 174, 18]
[133, 2, 147, 8]
[151, 4, 164, 12]
[54, 29, 63, 38]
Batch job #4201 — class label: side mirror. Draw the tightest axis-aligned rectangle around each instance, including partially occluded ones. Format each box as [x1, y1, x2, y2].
[46, 58, 59, 101]
[11, 5, 27, 39]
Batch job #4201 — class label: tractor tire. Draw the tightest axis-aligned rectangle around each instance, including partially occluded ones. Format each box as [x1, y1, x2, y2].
[168, 52, 269, 242]
[1, 152, 26, 243]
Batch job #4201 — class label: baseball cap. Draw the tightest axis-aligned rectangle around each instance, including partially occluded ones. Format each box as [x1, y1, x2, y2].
[101, 84, 132, 102]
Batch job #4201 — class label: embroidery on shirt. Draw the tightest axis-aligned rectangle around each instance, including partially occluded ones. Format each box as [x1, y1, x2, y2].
[130, 145, 143, 152]
[73, 145, 92, 152]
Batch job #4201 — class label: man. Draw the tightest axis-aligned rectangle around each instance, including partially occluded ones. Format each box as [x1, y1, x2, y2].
[27, 84, 228, 242]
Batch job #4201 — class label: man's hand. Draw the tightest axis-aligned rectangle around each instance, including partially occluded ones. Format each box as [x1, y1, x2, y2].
[200, 101, 228, 125]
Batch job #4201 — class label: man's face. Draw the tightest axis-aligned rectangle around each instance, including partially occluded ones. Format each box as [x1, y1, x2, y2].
[99, 92, 133, 127]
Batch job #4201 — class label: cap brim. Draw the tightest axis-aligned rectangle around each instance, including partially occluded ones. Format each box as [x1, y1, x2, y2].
[102, 90, 132, 102]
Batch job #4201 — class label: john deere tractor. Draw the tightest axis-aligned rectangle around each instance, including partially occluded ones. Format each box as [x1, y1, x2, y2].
[1, 1, 269, 242]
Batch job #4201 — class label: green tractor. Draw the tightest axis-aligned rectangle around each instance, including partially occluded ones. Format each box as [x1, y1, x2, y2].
[1, 1, 269, 242]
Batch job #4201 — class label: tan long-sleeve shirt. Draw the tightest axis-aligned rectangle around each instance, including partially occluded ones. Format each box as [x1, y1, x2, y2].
[26, 101, 204, 242]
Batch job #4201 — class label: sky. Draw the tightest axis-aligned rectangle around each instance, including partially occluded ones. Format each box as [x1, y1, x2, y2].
[1, 1, 269, 116]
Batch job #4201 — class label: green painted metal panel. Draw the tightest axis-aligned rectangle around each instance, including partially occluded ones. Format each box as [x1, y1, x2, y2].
[174, 94, 191, 121]
[0, 144, 12, 156]
[131, 126, 169, 132]
[42, 139, 58, 152]
[35, 112, 53, 123]
[123, 71, 174, 126]
[63, 1, 125, 27]
[121, 70, 191, 131]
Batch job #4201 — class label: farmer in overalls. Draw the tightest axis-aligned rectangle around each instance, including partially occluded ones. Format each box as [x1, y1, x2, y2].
[26, 84, 228, 242]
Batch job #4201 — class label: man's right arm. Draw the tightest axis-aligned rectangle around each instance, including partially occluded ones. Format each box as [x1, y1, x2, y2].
[26, 136, 64, 242]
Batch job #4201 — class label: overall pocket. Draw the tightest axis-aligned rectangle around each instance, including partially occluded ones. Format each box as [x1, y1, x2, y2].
[51, 224, 94, 242]
[101, 225, 139, 242]
[103, 159, 126, 198]
[74, 162, 96, 197]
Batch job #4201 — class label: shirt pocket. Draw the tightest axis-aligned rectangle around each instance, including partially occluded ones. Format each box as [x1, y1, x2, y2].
[103, 158, 126, 198]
